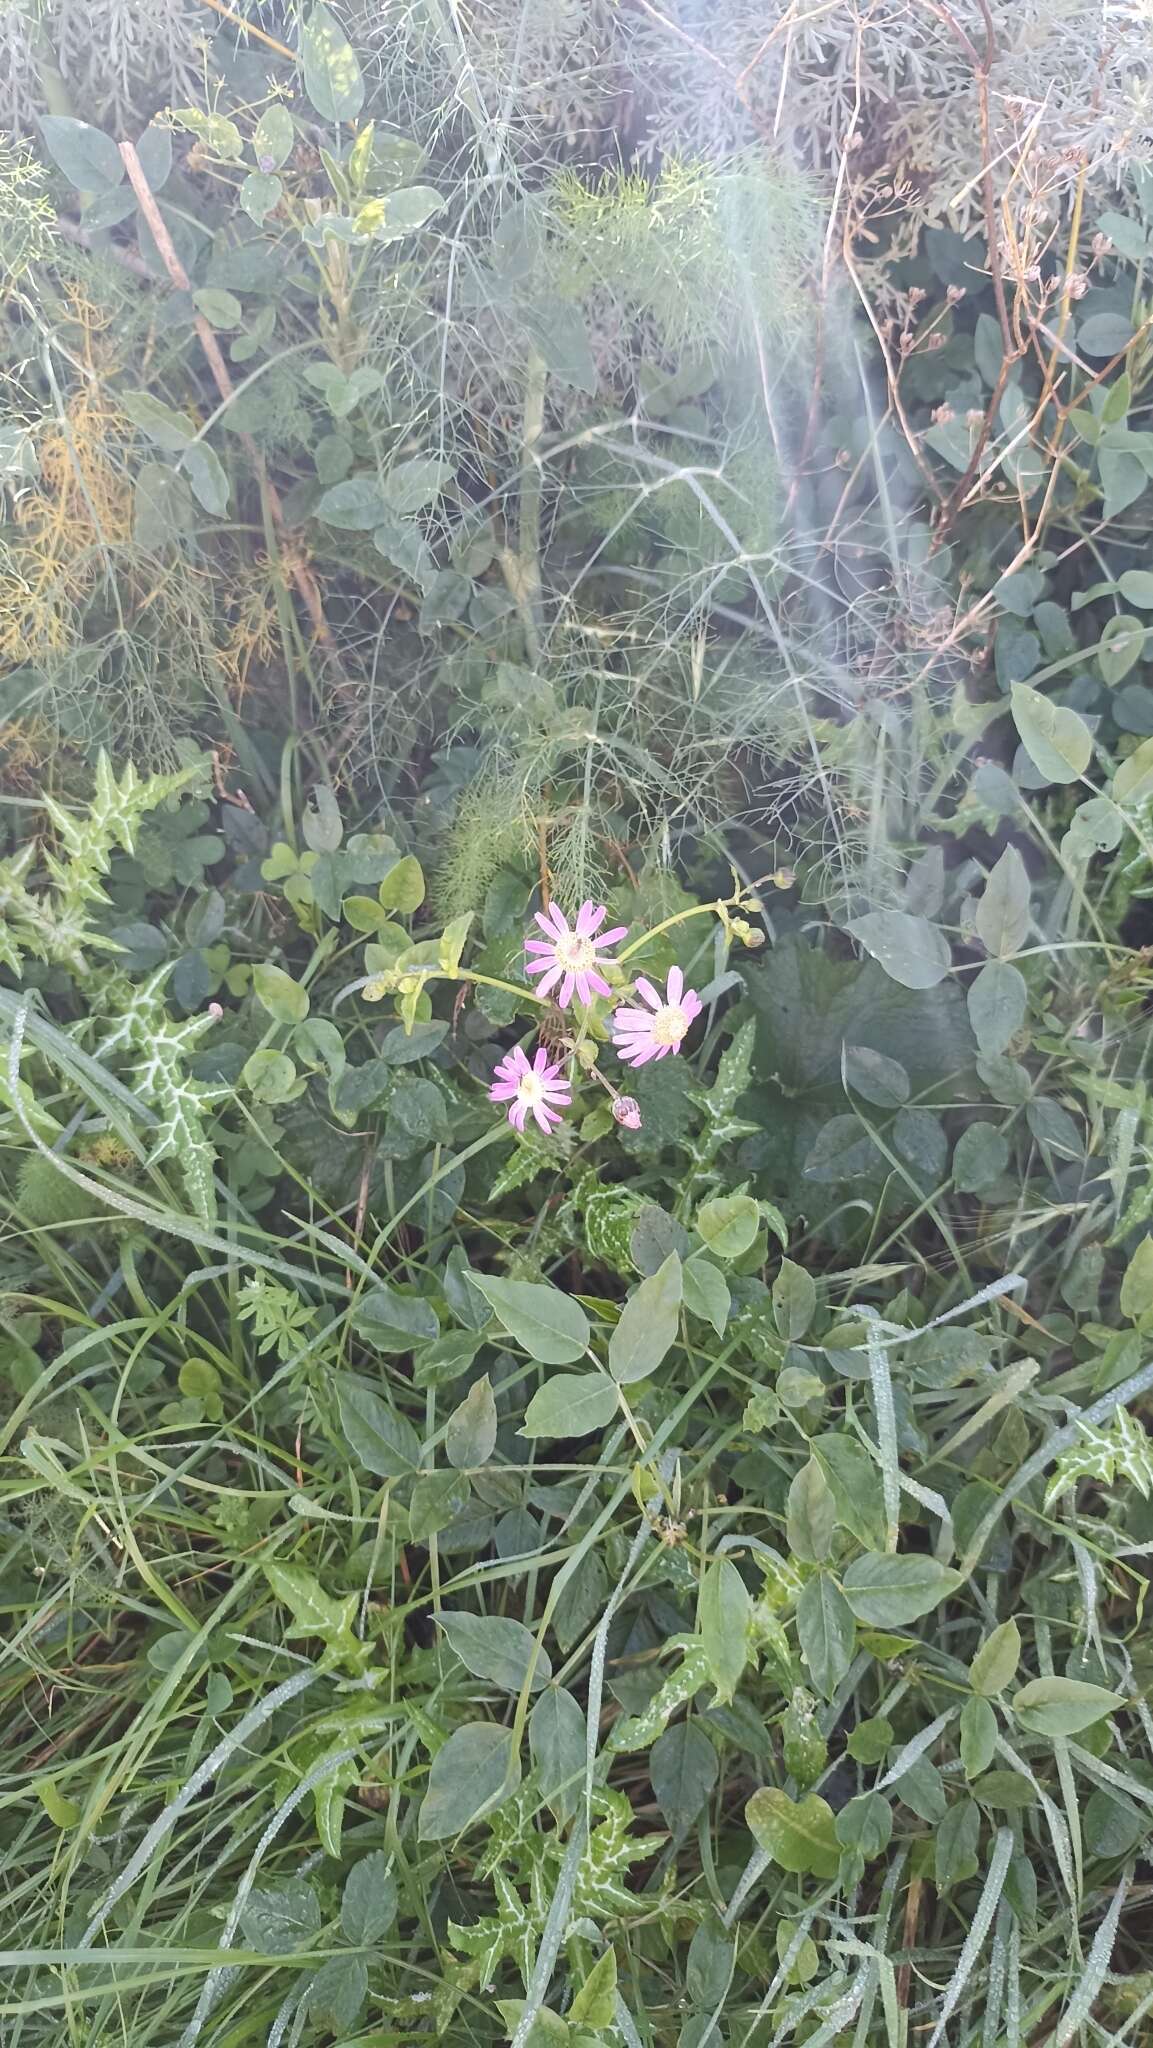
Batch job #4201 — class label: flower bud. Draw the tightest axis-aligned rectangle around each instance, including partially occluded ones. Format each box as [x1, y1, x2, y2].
[612, 1095, 642, 1130]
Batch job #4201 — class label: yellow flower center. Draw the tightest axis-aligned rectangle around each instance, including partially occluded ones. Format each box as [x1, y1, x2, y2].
[517, 1071, 546, 1105]
[555, 932, 597, 972]
[651, 1003, 689, 1048]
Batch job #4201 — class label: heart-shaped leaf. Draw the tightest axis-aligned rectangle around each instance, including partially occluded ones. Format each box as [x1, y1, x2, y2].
[745, 1788, 840, 1877]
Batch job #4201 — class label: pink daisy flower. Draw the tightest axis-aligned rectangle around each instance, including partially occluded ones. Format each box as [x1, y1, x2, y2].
[611, 965, 703, 1067]
[489, 1045, 572, 1134]
[524, 901, 629, 1009]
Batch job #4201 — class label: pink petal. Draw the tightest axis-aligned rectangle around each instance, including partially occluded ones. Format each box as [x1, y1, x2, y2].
[525, 938, 558, 957]
[585, 971, 612, 999]
[493, 1050, 528, 1082]
[667, 965, 684, 1004]
[542, 1083, 571, 1104]
[490, 1080, 520, 1101]
[532, 963, 564, 999]
[526, 954, 559, 975]
[574, 972, 593, 1004]
[575, 902, 605, 936]
[509, 1101, 528, 1130]
[683, 991, 703, 1021]
[613, 1006, 652, 1027]
[634, 978, 662, 1011]
[533, 1046, 549, 1073]
[535, 906, 568, 939]
[558, 972, 576, 1009]
[598, 925, 628, 948]
[532, 1101, 560, 1134]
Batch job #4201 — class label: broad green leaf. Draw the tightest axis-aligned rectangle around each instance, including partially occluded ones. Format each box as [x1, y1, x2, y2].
[651, 1720, 718, 1835]
[408, 1469, 469, 1541]
[1114, 735, 1153, 806]
[1099, 614, 1146, 686]
[1119, 568, 1153, 609]
[133, 462, 195, 545]
[970, 1617, 1021, 1696]
[841, 1552, 962, 1627]
[133, 120, 171, 190]
[972, 1769, 1040, 1809]
[529, 1686, 585, 1822]
[952, 1120, 1010, 1194]
[352, 1283, 439, 1353]
[254, 102, 294, 169]
[356, 184, 444, 241]
[120, 390, 195, 452]
[310, 1954, 366, 2032]
[445, 1374, 497, 1468]
[382, 455, 453, 515]
[797, 1572, 855, 1699]
[682, 1252, 730, 1335]
[773, 1258, 817, 1340]
[316, 476, 387, 529]
[40, 115, 124, 192]
[1120, 1235, 1153, 1320]
[242, 1048, 301, 1103]
[341, 1851, 397, 1944]
[523, 294, 598, 393]
[438, 1610, 551, 1692]
[418, 1722, 519, 1839]
[240, 171, 282, 223]
[844, 910, 952, 990]
[835, 1790, 892, 1859]
[378, 855, 426, 913]
[495, 2003, 569, 2048]
[843, 1044, 910, 1107]
[695, 1193, 759, 1260]
[239, 1879, 321, 1954]
[193, 286, 242, 329]
[975, 846, 1030, 958]
[935, 1799, 981, 1886]
[687, 1916, 736, 2008]
[570, 1947, 618, 2028]
[37, 1779, 81, 1828]
[470, 1274, 589, 1365]
[698, 1557, 751, 1704]
[253, 961, 310, 1024]
[960, 1694, 997, 1779]
[520, 1372, 617, 1438]
[967, 959, 1027, 1057]
[1011, 682, 1092, 784]
[438, 912, 473, 972]
[1079, 310, 1135, 355]
[335, 1376, 421, 1476]
[846, 1715, 892, 1765]
[301, 3, 364, 122]
[786, 1456, 835, 1563]
[812, 1435, 887, 1551]
[745, 1788, 840, 1878]
[896, 1754, 946, 1824]
[1099, 447, 1147, 519]
[1011, 1676, 1124, 1736]
[609, 1252, 681, 1383]
[180, 442, 230, 516]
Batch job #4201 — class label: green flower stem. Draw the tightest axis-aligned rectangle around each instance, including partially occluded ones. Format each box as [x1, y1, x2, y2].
[616, 896, 733, 965]
[452, 968, 549, 1007]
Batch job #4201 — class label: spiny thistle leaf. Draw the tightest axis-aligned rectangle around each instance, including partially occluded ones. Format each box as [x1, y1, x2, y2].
[96, 968, 226, 1223]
